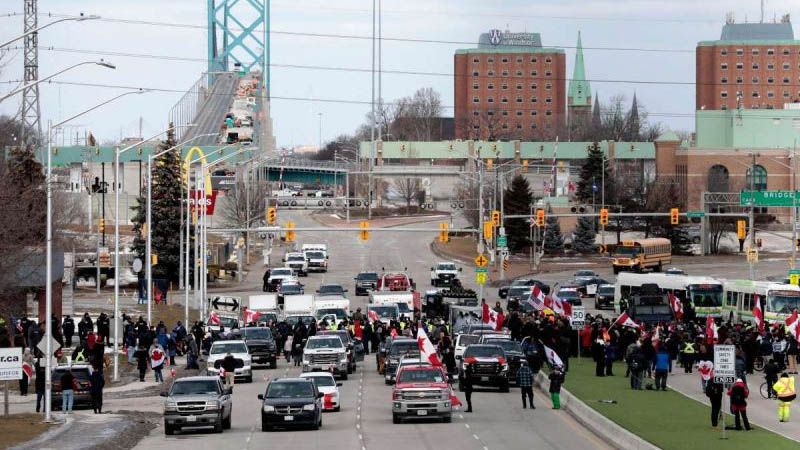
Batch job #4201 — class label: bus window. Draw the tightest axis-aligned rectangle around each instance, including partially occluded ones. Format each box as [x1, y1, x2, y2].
[767, 291, 800, 314]
[725, 291, 736, 307]
[742, 293, 752, 311]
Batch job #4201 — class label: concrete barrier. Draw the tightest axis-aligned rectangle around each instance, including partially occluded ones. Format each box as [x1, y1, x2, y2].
[534, 372, 660, 450]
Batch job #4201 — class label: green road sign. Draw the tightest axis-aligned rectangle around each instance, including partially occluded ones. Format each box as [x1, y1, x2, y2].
[790, 269, 800, 276]
[739, 190, 798, 207]
[687, 211, 705, 218]
[497, 236, 507, 247]
[475, 267, 488, 273]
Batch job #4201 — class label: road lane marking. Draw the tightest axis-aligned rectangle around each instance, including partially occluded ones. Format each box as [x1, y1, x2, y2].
[465, 424, 470, 429]
[473, 434, 480, 440]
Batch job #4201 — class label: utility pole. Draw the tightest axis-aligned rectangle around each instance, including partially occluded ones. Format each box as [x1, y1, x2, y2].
[749, 153, 756, 280]
[369, 0, 376, 220]
[477, 160, 485, 302]
[499, 174, 505, 281]
[21, 0, 42, 156]
[793, 140, 797, 269]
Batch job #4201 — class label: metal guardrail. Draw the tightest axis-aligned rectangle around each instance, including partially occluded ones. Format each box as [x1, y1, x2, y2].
[169, 74, 209, 142]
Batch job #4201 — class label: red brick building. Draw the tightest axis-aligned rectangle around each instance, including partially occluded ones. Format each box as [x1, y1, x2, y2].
[696, 16, 800, 111]
[454, 30, 566, 140]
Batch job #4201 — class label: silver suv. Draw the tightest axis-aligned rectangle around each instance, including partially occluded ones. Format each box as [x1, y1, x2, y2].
[162, 376, 233, 435]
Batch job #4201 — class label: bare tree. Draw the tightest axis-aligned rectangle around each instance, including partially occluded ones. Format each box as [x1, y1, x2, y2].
[219, 180, 267, 250]
[392, 178, 422, 211]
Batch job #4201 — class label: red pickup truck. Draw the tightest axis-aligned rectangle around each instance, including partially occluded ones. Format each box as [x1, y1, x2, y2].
[391, 365, 453, 424]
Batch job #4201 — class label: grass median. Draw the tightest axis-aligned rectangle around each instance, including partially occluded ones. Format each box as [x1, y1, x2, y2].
[563, 358, 797, 450]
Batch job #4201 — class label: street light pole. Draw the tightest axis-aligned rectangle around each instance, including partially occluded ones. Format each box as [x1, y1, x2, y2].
[45, 87, 141, 422]
[793, 140, 797, 269]
[749, 153, 757, 280]
[0, 60, 116, 103]
[0, 14, 99, 49]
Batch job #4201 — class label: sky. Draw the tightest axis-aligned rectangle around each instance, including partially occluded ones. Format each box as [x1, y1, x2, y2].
[0, 0, 799, 148]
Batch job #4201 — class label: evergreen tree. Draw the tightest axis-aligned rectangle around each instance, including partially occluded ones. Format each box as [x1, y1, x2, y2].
[131, 127, 186, 282]
[575, 142, 613, 205]
[5, 146, 46, 243]
[543, 203, 564, 254]
[572, 216, 597, 254]
[502, 175, 534, 252]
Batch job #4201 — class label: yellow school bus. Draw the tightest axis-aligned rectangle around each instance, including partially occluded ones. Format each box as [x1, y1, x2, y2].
[612, 238, 672, 274]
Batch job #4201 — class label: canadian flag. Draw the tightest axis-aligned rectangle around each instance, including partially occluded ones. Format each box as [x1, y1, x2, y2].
[150, 346, 166, 368]
[752, 294, 764, 333]
[543, 345, 564, 368]
[416, 322, 442, 367]
[705, 316, 719, 345]
[528, 285, 546, 311]
[652, 325, 661, 350]
[669, 292, 683, 321]
[243, 307, 261, 324]
[209, 311, 221, 325]
[697, 360, 714, 381]
[785, 309, 800, 343]
[368, 309, 379, 323]
[613, 311, 639, 329]
[22, 361, 33, 379]
[545, 293, 572, 317]
[482, 303, 505, 331]
[390, 328, 398, 338]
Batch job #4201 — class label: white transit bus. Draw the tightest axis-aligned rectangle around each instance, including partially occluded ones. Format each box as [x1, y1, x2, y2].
[614, 272, 724, 318]
[721, 279, 800, 323]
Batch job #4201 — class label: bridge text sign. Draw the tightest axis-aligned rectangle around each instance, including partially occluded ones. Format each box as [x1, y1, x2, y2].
[739, 190, 798, 207]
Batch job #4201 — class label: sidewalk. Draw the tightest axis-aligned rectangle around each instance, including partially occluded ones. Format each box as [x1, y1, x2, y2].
[667, 370, 800, 442]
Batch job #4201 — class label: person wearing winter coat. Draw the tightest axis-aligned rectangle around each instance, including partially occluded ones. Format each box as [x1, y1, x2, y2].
[773, 372, 796, 422]
[549, 366, 564, 410]
[134, 345, 149, 382]
[89, 369, 105, 414]
[654, 346, 671, 391]
[727, 378, 752, 430]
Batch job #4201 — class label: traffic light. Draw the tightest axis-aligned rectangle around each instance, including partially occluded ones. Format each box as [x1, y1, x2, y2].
[141, 222, 147, 236]
[267, 207, 277, 225]
[286, 221, 296, 242]
[98, 218, 105, 233]
[737, 220, 747, 240]
[536, 209, 545, 227]
[483, 221, 493, 240]
[439, 222, 449, 243]
[359, 221, 370, 241]
[486, 159, 493, 170]
[492, 210, 500, 227]
[151, 254, 158, 265]
[670, 208, 679, 225]
[522, 160, 528, 173]
[599, 208, 609, 226]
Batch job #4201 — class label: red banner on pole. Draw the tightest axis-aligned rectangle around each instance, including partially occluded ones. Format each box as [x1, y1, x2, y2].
[189, 190, 219, 215]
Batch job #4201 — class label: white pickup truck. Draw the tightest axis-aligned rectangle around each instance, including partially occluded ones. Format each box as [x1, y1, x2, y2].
[370, 292, 414, 319]
[284, 252, 308, 276]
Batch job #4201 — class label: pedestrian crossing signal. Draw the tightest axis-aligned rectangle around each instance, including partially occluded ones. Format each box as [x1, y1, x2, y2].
[359, 221, 370, 241]
[439, 222, 449, 243]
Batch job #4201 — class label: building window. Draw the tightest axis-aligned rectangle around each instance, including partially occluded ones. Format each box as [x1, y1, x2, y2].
[487, 97, 494, 103]
[473, 97, 480, 103]
[473, 83, 479, 90]
[736, 62, 744, 69]
[708, 165, 730, 192]
[501, 123, 509, 129]
[530, 57, 538, 63]
[752, 49, 760, 55]
[530, 84, 537, 90]
[530, 97, 537, 103]
[502, 110, 509, 116]
[516, 57, 523, 63]
[473, 111, 480, 116]
[516, 84, 522, 90]
[516, 124, 523, 130]
[784, 49, 790, 55]
[502, 83, 508, 90]
[784, 63, 791, 70]
[721, 63, 728, 70]
[516, 97, 523, 103]
[473, 71, 480, 76]
[488, 70, 495, 76]
[784, 77, 791, 84]
[721, 105, 728, 110]
[736, 48, 744, 55]
[746, 165, 768, 191]
[531, 71, 538, 76]
[514, 70, 521, 77]
[736, 76, 743, 84]
[501, 97, 508, 103]
[767, 63, 775, 70]
[545, 83, 552, 90]
[488, 83, 495, 89]
[752, 91, 760, 98]
[721, 49, 728, 56]
[752, 77, 759, 84]
[721, 91, 728, 98]
[721, 77, 728, 84]
[531, 124, 537, 129]
[501, 57, 508, 63]
[531, 111, 537, 116]
[545, 97, 552, 103]
[768, 77, 774, 84]
[545, 110, 552, 116]
[752, 63, 760, 70]
[767, 91, 775, 98]
[545, 57, 552, 63]
[473, 57, 480, 63]
[516, 111, 523, 116]
[502, 70, 509, 76]
[767, 48, 775, 55]
[488, 57, 494, 63]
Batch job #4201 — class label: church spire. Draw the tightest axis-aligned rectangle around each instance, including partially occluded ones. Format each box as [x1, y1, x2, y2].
[591, 93, 601, 130]
[568, 31, 591, 107]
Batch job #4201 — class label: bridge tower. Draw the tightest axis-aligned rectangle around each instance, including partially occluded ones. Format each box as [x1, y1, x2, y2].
[207, 0, 270, 90]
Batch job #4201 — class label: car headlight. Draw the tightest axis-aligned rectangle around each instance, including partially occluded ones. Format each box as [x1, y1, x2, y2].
[340, 356, 348, 363]
[263, 405, 275, 412]
[302, 404, 316, 411]
[206, 400, 220, 409]
[440, 390, 450, 400]
[165, 401, 177, 411]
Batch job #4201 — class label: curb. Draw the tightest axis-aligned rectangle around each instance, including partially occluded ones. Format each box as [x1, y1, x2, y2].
[534, 372, 660, 450]
[10, 416, 74, 450]
[429, 241, 473, 266]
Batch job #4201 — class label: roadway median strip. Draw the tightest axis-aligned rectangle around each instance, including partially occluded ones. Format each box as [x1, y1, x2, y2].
[551, 359, 797, 450]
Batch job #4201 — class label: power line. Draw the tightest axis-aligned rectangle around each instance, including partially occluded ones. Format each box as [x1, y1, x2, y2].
[36, 12, 696, 54]
[3, 78, 794, 122]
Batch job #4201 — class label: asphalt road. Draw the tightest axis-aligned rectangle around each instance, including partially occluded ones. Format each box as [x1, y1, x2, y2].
[132, 210, 610, 450]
